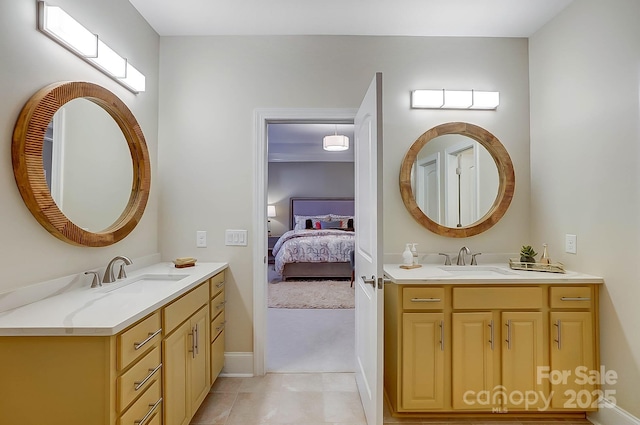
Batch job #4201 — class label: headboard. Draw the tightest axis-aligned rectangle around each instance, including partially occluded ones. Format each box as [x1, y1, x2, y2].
[289, 197, 355, 230]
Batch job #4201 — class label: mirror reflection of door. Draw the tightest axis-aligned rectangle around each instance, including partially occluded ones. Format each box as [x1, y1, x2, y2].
[415, 153, 441, 222]
[43, 111, 64, 206]
[445, 145, 477, 227]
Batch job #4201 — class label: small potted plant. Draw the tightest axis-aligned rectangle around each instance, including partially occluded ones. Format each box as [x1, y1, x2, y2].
[520, 245, 538, 267]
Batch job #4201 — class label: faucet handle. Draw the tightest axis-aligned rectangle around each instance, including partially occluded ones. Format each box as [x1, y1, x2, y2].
[471, 252, 482, 265]
[117, 263, 128, 279]
[438, 253, 452, 265]
[85, 271, 101, 288]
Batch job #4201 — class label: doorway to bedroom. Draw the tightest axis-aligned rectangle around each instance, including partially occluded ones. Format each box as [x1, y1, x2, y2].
[265, 120, 356, 373]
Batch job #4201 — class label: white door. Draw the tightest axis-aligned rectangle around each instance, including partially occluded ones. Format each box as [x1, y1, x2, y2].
[354, 73, 384, 425]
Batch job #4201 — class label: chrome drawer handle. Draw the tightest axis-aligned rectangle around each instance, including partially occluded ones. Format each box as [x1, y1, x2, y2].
[410, 298, 441, 303]
[439, 320, 444, 352]
[189, 324, 199, 358]
[134, 328, 162, 350]
[560, 296, 591, 301]
[134, 397, 162, 425]
[215, 321, 227, 332]
[134, 363, 162, 391]
[216, 281, 225, 288]
[216, 301, 226, 310]
[505, 320, 512, 350]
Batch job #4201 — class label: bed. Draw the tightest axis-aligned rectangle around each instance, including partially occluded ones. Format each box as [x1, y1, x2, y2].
[271, 197, 355, 280]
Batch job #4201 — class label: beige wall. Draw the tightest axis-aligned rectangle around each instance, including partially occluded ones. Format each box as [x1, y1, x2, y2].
[158, 36, 531, 353]
[0, 0, 160, 292]
[530, 0, 640, 416]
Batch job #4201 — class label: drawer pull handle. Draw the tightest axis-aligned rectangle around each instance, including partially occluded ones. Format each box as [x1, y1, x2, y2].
[216, 281, 225, 288]
[554, 319, 562, 350]
[134, 328, 162, 351]
[134, 397, 162, 425]
[134, 363, 162, 391]
[439, 320, 444, 351]
[216, 301, 226, 310]
[215, 321, 227, 332]
[410, 298, 441, 303]
[488, 320, 494, 351]
[560, 296, 590, 301]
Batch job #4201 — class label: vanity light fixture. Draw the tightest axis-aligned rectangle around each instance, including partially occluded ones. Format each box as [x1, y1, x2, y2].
[411, 89, 499, 110]
[37, 1, 145, 93]
[323, 125, 350, 151]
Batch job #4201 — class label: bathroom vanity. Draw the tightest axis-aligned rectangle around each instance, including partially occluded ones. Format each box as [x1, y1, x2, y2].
[383, 263, 603, 419]
[0, 262, 227, 425]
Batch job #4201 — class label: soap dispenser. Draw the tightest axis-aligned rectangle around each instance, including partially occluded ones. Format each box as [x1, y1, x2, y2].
[411, 243, 418, 265]
[403, 244, 413, 266]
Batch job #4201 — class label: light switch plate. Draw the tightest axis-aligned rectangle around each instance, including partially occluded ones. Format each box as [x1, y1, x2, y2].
[225, 229, 248, 246]
[565, 234, 577, 254]
[196, 230, 207, 248]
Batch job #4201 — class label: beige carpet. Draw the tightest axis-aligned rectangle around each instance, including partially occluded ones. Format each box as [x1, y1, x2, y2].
[268, 280, 355, 309]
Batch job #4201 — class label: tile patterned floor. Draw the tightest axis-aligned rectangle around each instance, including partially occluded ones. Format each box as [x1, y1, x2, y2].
[190, 373, 593, 425]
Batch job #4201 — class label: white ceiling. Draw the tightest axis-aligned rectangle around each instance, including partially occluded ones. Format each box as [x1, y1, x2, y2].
[268, 123, 355, 163]
[128, 0, 573, 37]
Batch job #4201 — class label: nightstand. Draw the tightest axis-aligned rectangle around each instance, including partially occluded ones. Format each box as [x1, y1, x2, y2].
[267, 236, 280, 264]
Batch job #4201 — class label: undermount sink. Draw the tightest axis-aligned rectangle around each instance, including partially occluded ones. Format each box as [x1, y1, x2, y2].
[438, 266, 517, 276]
[101, 273, 189, 293]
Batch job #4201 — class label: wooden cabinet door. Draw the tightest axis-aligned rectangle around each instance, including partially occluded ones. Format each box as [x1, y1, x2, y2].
[401, 313, 445, 410]
[550, 311, 595, 410]
[163, 320, 190, 425]
[501, 311, 546, 410]
[452, 312, 496, 410]
[190, 305, 210, 413]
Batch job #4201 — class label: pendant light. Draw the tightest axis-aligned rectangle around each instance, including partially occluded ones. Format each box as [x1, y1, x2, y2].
[323, 125, 349, 151]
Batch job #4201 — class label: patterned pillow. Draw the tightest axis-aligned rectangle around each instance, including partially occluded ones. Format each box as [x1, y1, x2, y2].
[330, 215, 354, 229]
[320, 220, 342, 229]
[294, 215, 330, 230]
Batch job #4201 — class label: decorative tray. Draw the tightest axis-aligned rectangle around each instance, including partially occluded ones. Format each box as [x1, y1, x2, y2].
[509, 258, 565, 274]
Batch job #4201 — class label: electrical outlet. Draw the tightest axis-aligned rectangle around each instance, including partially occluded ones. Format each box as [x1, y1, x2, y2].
[196, 230, 207, 248]
[565, 234, 577, 254]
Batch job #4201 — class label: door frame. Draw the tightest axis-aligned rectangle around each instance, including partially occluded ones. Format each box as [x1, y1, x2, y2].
[252, 107, 357, 376]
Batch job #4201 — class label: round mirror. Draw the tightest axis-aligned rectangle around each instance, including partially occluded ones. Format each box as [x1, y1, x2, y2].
[13, 81, 151, 247]
[400, 122, 514, 238]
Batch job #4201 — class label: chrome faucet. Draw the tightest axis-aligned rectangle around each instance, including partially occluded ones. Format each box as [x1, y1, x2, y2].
[103, 256, 133, 284]
[456, 246, 471, 265]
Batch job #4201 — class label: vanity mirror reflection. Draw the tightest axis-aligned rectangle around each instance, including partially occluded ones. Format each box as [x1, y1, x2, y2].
[399, 122, 514, 238]
[12, 81, 151, 247]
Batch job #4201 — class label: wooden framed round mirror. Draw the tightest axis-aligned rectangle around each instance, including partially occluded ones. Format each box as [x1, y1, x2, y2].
[399, 122, 514, 238]
[12, 81, 151, 247]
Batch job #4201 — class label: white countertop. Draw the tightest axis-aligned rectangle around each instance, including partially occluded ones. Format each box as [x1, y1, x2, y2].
[0, 262, 228, 336]
[384, 263, 604, 284]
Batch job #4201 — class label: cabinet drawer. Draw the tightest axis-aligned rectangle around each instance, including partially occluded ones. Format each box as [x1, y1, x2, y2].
[164, 283, 208, 334]
[211, 330, 225, 382]
[402, 287, 445, 310]
[117, 346, 162, 412]
[119, 379, 162, 425]
[453, 287, 543, 309]
[210, 271, 225, 297]
[211, 310, 225, 342]
[550, 286, 593, 309]
[210, 290, 226, 319]
[118, 312, 162, 370]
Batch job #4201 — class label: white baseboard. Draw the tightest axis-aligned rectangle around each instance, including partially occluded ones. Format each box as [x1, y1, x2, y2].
[589, 399, 640, 425]
[220, 352, 254, 377]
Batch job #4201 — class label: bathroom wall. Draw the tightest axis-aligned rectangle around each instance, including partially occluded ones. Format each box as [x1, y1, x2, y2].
[268, 162, 355, 237]
[0, 0, 160, 291]
[158, 36, 531, 355]
[530, 0, 640, 417]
